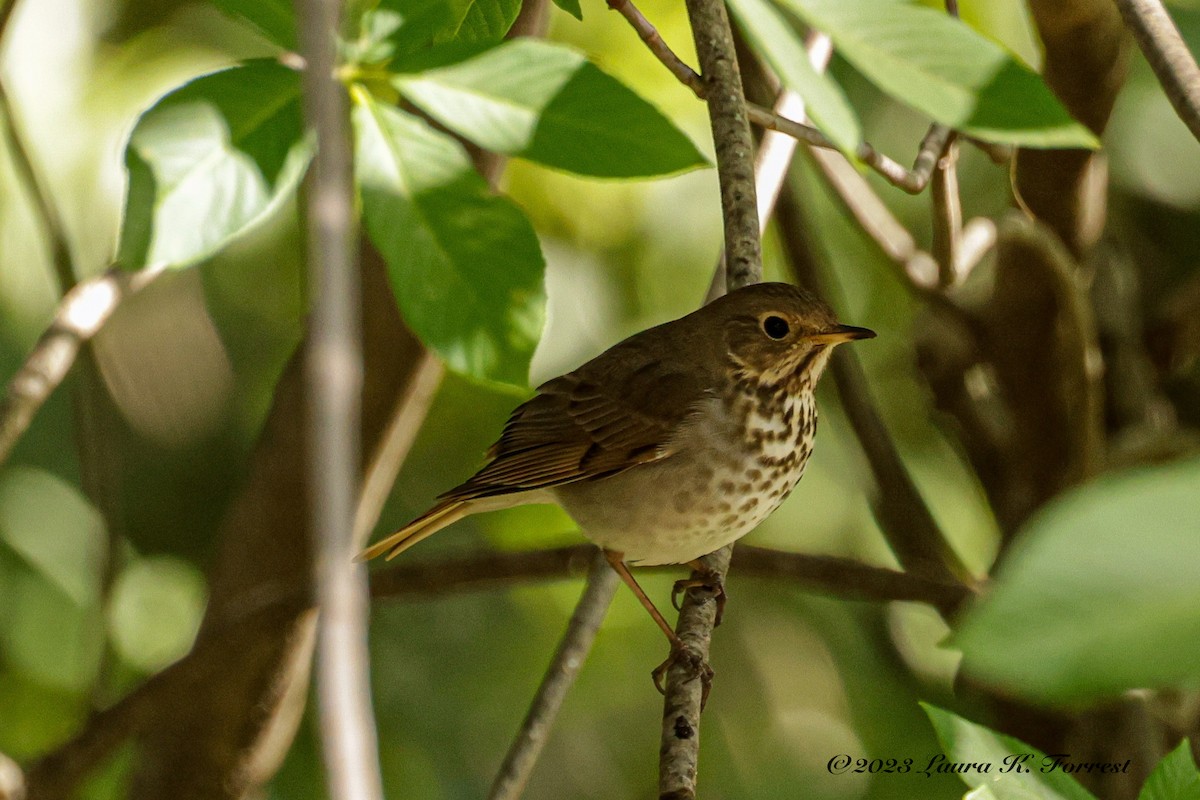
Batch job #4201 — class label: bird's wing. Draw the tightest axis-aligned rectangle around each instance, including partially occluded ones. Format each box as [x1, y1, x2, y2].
[441, 347, 712, 502]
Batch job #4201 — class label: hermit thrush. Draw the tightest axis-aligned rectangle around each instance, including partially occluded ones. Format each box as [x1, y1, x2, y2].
[361, 282, 873, 684]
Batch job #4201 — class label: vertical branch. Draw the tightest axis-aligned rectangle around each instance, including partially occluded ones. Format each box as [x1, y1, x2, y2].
[660, 0, 761, 797]
[295, 0, 382, 798]
[931, 138, 961, 287]
[488, 550, 618, 800]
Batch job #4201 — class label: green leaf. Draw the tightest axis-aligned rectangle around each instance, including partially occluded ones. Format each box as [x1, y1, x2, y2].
[955, 458, 1200, 704]
[776, 0, 1100, 148]
[450, 0, 523, 42]
[1141, 741, 1200, 800]
[118, 61, 312, 270]
[353, 92, 545, 386]
[394, 39, 706, 177]
[922, 704, 1099, 800]
[210, 0, 296, 49]
[108, 556, 207, 672]
[726, 0, 860, 154]
[379, 0, 520, 51]
[551, 0, 583, 21]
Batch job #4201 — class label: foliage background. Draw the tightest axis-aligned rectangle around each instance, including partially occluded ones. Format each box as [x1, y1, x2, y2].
[0, 0, 1198, 797]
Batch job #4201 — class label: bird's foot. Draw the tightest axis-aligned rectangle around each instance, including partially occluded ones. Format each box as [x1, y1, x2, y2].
[671, 567, 727, 627]
[652, 643, 715, 709]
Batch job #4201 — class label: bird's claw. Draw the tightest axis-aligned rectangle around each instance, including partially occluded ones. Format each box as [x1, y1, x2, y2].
[670, 572, 727, 627]
[652, 643, 715, 709]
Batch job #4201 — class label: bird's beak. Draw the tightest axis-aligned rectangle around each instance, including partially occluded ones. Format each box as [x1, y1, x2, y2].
[808, 324, 876, 345]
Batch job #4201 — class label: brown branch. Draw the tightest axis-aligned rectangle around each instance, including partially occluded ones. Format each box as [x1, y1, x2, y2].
[931, 136, 962, 287]
[1115, 0, 1200, 143]
[488, 549, 618, 800]
[368, 544, 973, 609]
[0, 264, 164, 467]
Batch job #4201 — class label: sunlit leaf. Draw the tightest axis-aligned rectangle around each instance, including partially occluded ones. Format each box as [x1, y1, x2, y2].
[923, 704, 1098, 800]
[727, 0, 861, 154]
[353, 92, 545, 386]
[394, 39, 706, 177]
[118, 61, 312, 270]
[777, 0, 1099, 148]
[955, 458, 1200, 703]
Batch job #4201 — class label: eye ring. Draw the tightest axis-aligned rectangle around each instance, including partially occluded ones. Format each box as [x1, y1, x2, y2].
[762, 315, 790, 340]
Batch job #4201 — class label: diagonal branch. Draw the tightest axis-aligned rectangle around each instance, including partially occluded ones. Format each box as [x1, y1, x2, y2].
[488, 549, 618, 800]
[0, 264, 164, 467]
[1114, 0, 1200, 143]
[776, 184, 971, 605]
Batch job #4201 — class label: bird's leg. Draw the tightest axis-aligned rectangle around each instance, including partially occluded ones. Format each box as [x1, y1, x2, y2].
[603, 549, 714, 703]
[603, 549, 682, 646]
[671, 559, 728, 627]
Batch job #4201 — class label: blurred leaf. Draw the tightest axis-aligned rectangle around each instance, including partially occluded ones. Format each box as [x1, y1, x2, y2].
[551, 0, 584, 21]
[923, 704, 1097, 800]
[1140, 740, 1200, 800]
[118, 61, 312, 270]
[955, 458, 1200, 703]
[108, 556, 207, 673]
[2, 569, 104, 691]
[394, 39, 706, 177]
[353, 92, 545, 386]
[727, 0, 861, 154]
[776, 0, 1100, 148]
[365, 0, 457, 57]
[0, 467, 102, 606]
[209, 0, 296, 48]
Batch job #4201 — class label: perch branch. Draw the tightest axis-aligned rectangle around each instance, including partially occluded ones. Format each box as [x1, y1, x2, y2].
[661, 0, 762, 794]
[606, 0, 952, 193]
[488, 550, 619, 800]
[296, 0, 383, 794]
[1114, 0, 1200, 143]
[0, 264, 164, 467]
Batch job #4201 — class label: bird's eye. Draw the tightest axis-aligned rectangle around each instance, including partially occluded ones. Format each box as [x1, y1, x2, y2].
[762, 315, 790, 340]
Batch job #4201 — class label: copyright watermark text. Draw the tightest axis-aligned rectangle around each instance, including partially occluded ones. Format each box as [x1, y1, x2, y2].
[826, 753, 1132, 778]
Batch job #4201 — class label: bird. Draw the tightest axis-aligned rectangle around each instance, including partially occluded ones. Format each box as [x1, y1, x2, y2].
[360, 281, 874, 687]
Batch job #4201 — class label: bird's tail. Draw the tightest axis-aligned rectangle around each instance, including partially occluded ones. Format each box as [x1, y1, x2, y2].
[356, 499, 470, 562]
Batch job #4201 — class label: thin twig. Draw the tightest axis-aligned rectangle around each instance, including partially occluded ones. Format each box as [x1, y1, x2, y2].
[0, 79, 74, 293]
[931, 137, 962, 287]
[776, 185, 971, 606]
[606, 0, 951, 193]
[368, 544, 974, 609]
[1115, 0, 1200, 143]
[0, 264, 164, 467]
[296, 0, 382, 795]
[488, 549, 618, 800]
[0, 751, 23, 800]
